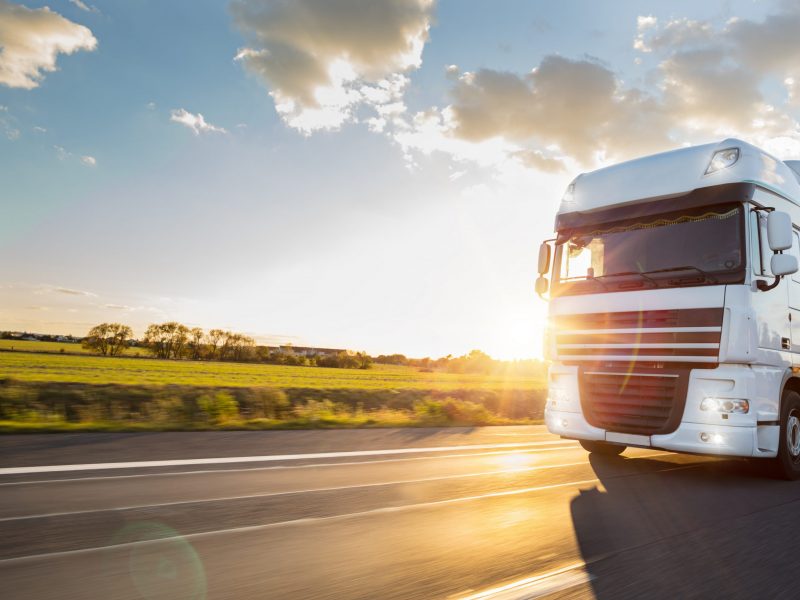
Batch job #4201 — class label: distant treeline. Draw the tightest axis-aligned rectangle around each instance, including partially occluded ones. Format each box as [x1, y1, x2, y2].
[374, 349, 547, 378]
[2, 325, 547, 376]
[79, 322, 372, 369]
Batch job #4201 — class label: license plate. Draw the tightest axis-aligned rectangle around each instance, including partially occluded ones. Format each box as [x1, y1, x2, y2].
[606, 432, 651, 446]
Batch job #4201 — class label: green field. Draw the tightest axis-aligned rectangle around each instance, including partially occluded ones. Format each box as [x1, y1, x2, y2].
[0, 339, 151, 356]
[0, 350, 545, 390]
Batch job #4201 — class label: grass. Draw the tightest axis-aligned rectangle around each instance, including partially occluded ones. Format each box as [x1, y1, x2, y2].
[0, 347, 547, 432]
[0, 339, 151, 357]
[0, 351, 545, 391]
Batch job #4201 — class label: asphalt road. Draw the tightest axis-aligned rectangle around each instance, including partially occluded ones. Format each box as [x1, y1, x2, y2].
[1, 425, 799, 600]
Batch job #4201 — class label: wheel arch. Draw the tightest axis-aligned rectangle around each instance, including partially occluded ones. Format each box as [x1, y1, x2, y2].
[781, 372, 800, 403]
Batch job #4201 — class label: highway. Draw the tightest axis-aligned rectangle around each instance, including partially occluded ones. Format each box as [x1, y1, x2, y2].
[1, 425, 799, 599]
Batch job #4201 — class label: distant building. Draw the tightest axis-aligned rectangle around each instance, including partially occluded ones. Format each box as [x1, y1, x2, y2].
[277, 346, 346, 357]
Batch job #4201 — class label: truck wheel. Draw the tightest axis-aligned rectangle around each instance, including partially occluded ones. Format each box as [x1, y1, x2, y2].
[772, 390, 800, 480]
[579, 440, 625, 456]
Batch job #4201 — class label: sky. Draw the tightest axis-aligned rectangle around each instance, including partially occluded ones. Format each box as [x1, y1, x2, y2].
[3, 0, 800, 359]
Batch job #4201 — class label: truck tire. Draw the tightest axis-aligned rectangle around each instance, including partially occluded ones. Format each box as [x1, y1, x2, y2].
[579, 440, 625, 456]
[771, 389, 800, 480]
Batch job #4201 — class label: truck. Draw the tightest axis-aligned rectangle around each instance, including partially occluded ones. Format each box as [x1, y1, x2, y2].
[538, 138, 800, 479]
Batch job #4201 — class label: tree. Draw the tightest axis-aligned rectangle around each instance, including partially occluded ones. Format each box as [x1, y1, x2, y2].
[207, 329, 224, 359]
[82, 323, 132, 356]
[144, 322, 190, 359]
[218, 331, 256, 362]
[188, 327, 204, 360]
[374, 354, 408, 365]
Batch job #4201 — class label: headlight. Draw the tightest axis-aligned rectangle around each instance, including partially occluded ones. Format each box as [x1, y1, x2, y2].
[704, 148, 740, 175]
[700, 397, 749, 414]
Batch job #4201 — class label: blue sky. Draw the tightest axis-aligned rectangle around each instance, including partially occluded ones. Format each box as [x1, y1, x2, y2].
[1, 0, 798, 358]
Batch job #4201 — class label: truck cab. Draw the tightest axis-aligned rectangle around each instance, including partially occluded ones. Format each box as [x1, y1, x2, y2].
[539, 138, 800, 479]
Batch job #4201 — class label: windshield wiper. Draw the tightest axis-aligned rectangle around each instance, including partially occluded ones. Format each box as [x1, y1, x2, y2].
[593, 271, 657, 287]
[640, 265, 718, 283]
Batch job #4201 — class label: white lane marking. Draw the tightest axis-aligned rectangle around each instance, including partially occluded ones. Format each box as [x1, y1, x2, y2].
[0, 458, 701, 565]
[0, 459, 594, 522]
[0, 446, 581, 487]
[6, 453, 673, 522]
[458, 562, 590, 600]
[0, 441, 571, 476]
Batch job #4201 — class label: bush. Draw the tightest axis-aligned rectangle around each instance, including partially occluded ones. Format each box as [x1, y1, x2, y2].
[413, 398, 448, 425]
[413, 397, 492, 425]
[148, 396, 187, 423]
[241, 388, 291, 419]
[293, 399, 344, 423]
[197, 391, 239, 423]
[0, 381, 546, 430]
[441, 397, 491, 425]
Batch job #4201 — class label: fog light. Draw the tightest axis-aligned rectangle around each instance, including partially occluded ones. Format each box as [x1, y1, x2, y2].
[700, 432, 724, 444]
[700, 398, 749, 414]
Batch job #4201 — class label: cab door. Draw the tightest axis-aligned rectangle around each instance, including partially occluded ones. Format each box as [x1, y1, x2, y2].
[749, 208, 792, 355]
[788, 230, 800, 364]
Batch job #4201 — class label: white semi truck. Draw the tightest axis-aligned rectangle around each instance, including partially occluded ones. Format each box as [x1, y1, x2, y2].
[539, 138, 800, 479]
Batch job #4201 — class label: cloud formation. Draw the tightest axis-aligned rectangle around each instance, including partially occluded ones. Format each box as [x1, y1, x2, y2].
[0, 0, 97, 89]
[396, 58, 672, 172]
[232, 0, 434, 132]
[170, 108, 227, 135]
[399, 4, 800, 173]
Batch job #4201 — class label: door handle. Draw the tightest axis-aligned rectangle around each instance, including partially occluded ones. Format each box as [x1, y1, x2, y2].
[782, 337, 791, 350]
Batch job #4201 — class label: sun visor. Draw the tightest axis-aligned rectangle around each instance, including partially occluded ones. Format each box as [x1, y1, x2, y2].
[555, 182, 755, 234]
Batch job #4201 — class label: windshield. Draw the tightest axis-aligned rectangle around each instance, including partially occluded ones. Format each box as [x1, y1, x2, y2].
[554, 203, 745, 295]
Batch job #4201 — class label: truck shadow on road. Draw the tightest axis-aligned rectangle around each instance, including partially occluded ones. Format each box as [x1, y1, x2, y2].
[570, 453, 799, 600]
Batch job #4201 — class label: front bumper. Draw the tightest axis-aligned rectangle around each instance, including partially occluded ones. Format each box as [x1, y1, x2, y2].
[545, 363, 781, 458]
[546, 406, 774, 457]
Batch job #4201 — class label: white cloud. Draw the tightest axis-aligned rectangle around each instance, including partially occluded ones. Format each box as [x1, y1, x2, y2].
[396, 58, 671, 171]
[54, 145, 97, 166]
[635, 17, 712, 54]
[231, 0, 434, 133]
[33, 125, 46, 133]
[633, 15, 658, 52]
[146, 101, 156, 110]
[54, 144, 69, 160]
[635, 5, 800, 143]
[68, 0, 98, 13]
[0, 0, 97, 89]
[170, 108, 227, 135]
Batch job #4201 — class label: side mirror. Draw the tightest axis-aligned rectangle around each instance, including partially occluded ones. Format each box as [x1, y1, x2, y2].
[767, 211, 793, 251]
[535, 276, 549, 297]
[771, 253, 798, 277]
[537, 242, 552, 275]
